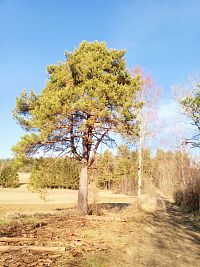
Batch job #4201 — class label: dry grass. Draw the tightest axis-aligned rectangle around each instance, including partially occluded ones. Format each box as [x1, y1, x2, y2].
[0, 187, 134, 221]
[0, 189, 199, 266]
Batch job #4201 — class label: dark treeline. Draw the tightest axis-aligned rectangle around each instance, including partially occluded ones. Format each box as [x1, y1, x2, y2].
[92, 146, 200, 212]
[0, 146, 199, 212]
[30, 158, 79, 190]
[0, 158, 80, 190]
[0, 159, 19, 188]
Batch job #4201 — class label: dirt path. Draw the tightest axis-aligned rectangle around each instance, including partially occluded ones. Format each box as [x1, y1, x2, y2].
[154, 196, 200, 267]
[123, 194, 200, 267]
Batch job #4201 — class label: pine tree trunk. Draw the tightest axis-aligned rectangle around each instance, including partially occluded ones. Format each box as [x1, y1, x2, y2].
[78, 161, 88, 215]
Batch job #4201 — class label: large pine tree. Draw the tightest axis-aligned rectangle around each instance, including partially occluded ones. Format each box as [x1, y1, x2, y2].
[13, 41, 142, 214]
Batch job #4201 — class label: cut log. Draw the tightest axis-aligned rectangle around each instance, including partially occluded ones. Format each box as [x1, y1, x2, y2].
[0, 245, 66, 252]
[87, 216, 126, 222]
[0, 237, 35, 242]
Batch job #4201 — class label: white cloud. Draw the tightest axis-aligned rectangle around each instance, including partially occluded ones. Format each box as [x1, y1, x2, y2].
[158, 100, 180, 119]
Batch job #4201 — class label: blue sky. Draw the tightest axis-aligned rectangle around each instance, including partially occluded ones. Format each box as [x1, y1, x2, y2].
[0, 0, 200, 158]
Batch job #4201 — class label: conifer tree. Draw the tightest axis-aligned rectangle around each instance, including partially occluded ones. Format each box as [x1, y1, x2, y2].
[96, 150, 114, 190]
[13, 41, 142, 214]
[0, 165, 19, 188]
[114, 145, 137, 194]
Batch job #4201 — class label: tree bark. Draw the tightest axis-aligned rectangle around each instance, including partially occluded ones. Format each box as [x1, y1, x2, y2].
[78, 160, 88, 215]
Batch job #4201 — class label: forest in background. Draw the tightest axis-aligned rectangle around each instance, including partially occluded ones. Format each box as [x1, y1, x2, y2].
[0, 144, 199, 213]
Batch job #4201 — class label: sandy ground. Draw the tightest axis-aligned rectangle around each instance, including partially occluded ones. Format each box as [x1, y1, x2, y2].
[0, 187, 134, 204]
[0, 187, 78, 204]
[0, 190, 199, 266]
[0, 187, 134, 217]
[121, 194, 200, 267]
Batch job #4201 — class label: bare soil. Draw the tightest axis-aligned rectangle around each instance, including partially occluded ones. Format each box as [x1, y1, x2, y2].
[0, 191, 199, 266]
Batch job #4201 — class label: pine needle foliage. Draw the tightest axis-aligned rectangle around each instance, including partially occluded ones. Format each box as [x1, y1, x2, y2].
[0, 165, 19, 188]
[180, 90, 200, 147]
[12, 41, 142, 164]
[29, 158, 79, 190]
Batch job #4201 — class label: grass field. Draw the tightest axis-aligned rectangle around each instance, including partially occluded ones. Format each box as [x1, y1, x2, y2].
[0, 185, 134, 218]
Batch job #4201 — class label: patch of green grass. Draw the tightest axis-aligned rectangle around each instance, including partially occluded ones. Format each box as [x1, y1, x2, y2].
[0, 212, 49, 226]
[80, 254, 109, 267]
[53, 254, 108, 267]
[0, 219, 12, 226]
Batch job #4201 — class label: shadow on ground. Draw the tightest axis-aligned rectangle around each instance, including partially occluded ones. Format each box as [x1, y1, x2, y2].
[96, 202, 132, 211]
[143, 196, 200, 266]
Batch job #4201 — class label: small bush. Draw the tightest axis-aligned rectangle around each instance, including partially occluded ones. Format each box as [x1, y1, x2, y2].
[0, 165, 19, 188]
[29, 158, 79, 190]
[174, 188, 200, 213]
[174, 172, 200, 213]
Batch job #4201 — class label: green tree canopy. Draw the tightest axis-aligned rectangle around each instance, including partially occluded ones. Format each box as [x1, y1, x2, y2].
[13, 41, 142, 214]
[113, 145, 137, 194]
[96, 150, 114, 190]
[30, 158, 79, 190]
[0, 165, 19, 188]
[180, 89, 200, 147]
[175, 77, 200, 148]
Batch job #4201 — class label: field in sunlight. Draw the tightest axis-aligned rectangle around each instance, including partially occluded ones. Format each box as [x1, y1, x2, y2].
[0, 186, 135, 218]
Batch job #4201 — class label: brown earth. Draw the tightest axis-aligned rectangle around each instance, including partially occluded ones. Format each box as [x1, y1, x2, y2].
[0, 192, 199, 266]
